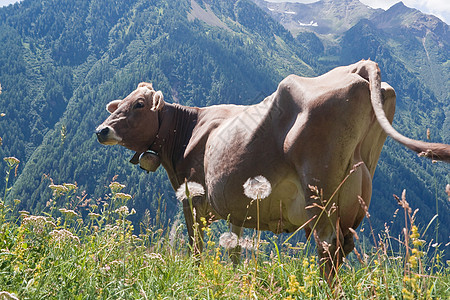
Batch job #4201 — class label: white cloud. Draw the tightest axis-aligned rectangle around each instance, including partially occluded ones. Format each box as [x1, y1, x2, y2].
[0, 0, 19, 6]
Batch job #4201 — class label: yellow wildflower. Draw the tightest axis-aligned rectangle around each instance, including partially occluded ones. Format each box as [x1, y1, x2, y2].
[286, 274, 300, 295]
[302, 258, 309, 268]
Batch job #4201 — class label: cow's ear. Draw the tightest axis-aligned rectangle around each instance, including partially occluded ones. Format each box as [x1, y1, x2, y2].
[106, 100, 122, 113]
[151, 91, 165, 111]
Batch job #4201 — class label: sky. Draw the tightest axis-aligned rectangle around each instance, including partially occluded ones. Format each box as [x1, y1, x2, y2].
[0, 0, 449, 24]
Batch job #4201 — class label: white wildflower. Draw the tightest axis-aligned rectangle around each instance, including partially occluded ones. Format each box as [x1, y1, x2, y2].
[88, 212, 101, 219]
[49, 184, 69, 194]
[109, 181, 125, 193]
[3, 157, 20, 168]
[115, 192, 132, 201]
[63, 183, 77, 191]
[219, 232, 239, 249]
[243, 175, 271, 200]
[22, 215, 56, 234]
[59, 208, 79, 219]
[48, 183, 71, 198]
[115, 206, 129, 216]
[49, 229, 80, 245]
[176, 181, 205, 201]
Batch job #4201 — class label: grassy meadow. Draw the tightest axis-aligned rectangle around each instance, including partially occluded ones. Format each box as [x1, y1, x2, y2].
[0, 156, 449, 299]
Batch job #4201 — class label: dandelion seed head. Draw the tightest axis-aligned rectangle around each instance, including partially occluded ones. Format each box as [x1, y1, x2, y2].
[219, 232, 238, 249]
[176, 182, 205, 201]
[243, 175, 271, 200]
[239, 236, 256, 251]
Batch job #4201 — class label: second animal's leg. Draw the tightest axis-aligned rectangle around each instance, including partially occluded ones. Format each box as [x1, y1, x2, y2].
[229, 224, 243, 266]
[182, 198, 204, 257]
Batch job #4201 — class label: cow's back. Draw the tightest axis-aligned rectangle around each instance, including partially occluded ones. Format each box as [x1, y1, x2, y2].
[203, 62, 395, 233]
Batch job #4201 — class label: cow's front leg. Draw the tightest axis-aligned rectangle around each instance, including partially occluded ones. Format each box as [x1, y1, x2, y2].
[229, 224, 243, 266]
[182, 198, 205, 257]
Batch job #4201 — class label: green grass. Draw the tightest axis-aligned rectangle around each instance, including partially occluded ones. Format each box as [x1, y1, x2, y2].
[0, 157, 449, 299]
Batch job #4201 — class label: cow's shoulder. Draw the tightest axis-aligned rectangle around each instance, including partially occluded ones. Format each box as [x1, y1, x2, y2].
[184, 104, 244, 162]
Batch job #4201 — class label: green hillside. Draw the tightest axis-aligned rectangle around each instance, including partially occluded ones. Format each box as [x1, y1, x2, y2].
[0, 0, 448, 252]
[0, 0, 317, 224]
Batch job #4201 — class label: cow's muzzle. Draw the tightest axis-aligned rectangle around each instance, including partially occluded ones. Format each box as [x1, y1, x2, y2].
[95, 126, 121, 145]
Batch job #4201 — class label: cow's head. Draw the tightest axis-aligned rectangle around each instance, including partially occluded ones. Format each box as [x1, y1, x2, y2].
[96, 82, 165, 153]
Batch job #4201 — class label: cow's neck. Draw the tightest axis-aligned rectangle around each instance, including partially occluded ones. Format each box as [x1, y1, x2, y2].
[149, 103, 198, 188]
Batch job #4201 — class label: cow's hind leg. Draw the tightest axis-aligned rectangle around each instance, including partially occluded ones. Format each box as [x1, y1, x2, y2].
[313, 226, 345, 285]
[343, 231, 355, 256]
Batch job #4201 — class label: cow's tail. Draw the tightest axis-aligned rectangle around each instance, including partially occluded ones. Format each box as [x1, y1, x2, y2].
[366, 61, 450, 162]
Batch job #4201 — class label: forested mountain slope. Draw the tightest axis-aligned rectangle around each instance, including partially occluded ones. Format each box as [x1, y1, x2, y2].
[0, 0, 316, 224]
[0, 0, 448, 247]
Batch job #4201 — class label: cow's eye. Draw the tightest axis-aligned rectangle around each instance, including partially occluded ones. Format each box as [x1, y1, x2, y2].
[134, 101, 145, 109]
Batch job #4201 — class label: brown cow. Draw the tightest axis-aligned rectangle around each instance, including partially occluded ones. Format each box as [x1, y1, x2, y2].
[96, 60, 450, 281]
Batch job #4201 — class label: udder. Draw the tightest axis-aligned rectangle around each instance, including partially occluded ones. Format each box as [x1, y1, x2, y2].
[255, 177, 307, 233]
